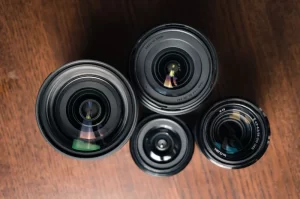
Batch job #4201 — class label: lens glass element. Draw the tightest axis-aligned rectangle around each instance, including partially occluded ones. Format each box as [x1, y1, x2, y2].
[211, 112, 253, 155]
[215, 121, 243, 154]
[66, 88, 112, 144]
[154, 52, 191, 90]
[143, 128, 181, 163]
[79, 99, 101, 121]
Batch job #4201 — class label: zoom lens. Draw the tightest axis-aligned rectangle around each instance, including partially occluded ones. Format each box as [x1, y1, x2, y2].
[130, 23, 218, 115]
[194, 98, 270, 169]
[36, 60, 138, 158]
[130, 115, 194, 176]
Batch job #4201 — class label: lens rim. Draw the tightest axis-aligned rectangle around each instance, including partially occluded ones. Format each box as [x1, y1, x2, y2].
[130, 115, 194, 176]
[130, 23, 218, 115]
[36, 60, 138, 159]
[194, 98, 270, 169]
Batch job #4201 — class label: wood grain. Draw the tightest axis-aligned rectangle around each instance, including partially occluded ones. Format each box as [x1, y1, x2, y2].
[0, 0, 299, 198]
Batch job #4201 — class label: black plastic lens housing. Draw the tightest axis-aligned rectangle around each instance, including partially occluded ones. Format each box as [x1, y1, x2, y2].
[130, 23, 218, 115]
[36, 60, 138, 159]
[130, 115, 194, 176]
[194, 98, 270, 169]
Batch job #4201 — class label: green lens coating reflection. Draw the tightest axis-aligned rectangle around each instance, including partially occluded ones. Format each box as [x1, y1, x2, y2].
[72, 139, 100, 151]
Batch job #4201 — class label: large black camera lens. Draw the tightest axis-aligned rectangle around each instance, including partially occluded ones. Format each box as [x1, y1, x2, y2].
[130, 115, 194, 176]
[130, 23, 218, 115]
[194, 98, 270, 169]
[36, 60, 138, 158]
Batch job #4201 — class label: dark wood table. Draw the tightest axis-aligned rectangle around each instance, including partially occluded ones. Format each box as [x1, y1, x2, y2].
[0, 1, 299, 198]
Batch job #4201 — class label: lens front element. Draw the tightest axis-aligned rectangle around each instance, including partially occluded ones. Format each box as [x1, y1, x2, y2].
[130, 115, 194, 176]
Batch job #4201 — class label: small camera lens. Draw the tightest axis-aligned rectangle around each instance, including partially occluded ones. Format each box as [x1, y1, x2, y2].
[67, 88, 111, 130]
[36, 60, 138, 158]
[130, 23, 218, 115]
[194, 98, 270, 169]
[130, 115, 194, 176]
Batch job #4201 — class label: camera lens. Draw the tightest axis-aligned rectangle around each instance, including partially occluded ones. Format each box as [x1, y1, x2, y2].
[130, 23, 218, 115]
[130, 115, 194, 176]
[143, 128, 182, 163]
[36, 60, 138, 158]
[194, 98, 270, 169]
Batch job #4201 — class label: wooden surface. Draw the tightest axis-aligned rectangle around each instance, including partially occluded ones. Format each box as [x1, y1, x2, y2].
[0, 0, 299, 198]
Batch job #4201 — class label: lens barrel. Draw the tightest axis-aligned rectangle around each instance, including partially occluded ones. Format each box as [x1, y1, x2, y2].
[130, 115, 194, 176]
[194, 98, 270, 169]
[130, 23, 218, 115]
[36, 60, 138, 159]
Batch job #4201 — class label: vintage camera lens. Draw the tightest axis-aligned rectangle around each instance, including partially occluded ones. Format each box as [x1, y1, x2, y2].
[36, 60, 138, 158]
[130, 115, 194, 176]
[194, 98, 270, 169]
[130, 23, 218, 115]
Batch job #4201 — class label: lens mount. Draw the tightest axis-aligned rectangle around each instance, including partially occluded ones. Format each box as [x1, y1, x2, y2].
[130, 23, 218, 115]
[194, 98, 270, 169]
[36, 60, 138, 159]
[130, 115, 194, 176]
